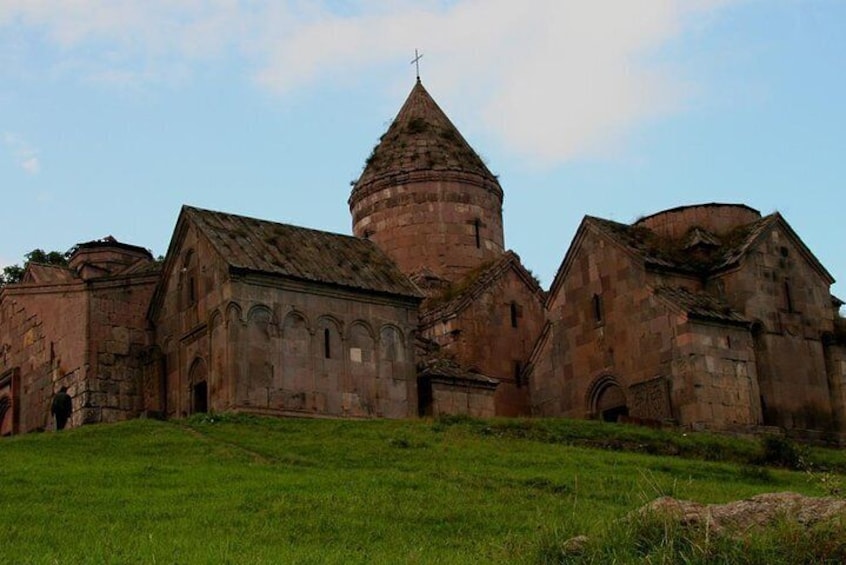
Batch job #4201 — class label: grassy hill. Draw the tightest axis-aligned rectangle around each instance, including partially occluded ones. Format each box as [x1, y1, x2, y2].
[1, 414, 844, 563]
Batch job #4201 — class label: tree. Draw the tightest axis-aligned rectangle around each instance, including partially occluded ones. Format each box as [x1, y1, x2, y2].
[0, 248, 73, 287]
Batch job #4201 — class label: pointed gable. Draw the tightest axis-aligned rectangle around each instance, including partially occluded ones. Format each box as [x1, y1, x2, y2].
[352, 80, 500, 194]
[419, 251, 544, 326]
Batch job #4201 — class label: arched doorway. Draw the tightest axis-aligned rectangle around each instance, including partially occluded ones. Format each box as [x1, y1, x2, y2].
[588, 376, 629, 422]
[189, 358, 209, 414]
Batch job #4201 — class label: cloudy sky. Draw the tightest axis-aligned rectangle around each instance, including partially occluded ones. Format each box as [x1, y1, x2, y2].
[1, 0, 844, 299]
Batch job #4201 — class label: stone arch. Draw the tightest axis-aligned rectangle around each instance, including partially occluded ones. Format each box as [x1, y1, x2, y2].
[208, 309, 223, 330]
[225, 301, 243, 324]
[282, 310, 310, 344]
[247, 304, 276, 338]
[348, 321, 376, 363]
[316, 315, 343, 360]
[0, 395, 11, 436]
[188, 357, 209, 414]
[347, 320, 375, 342]
[282, 309, 311, 335]
[587, 374, 628, 422]
[379, 324, 406, 362]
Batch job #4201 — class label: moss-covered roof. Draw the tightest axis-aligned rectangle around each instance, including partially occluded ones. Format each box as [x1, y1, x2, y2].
[654, 286, 749, 326]
[352, 80, 500, 194]
[587, 214, 779, 275]
[184, 206, 423, 299]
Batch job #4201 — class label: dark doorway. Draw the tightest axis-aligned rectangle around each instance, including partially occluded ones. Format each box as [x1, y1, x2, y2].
[601, 404, 629, 423]
[418, 378, 433, 417]
[592, 379, 629, 423]
[193, 381, 208, 414]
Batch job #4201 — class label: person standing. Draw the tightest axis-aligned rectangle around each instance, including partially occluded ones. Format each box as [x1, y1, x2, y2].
[51, 386, 72, 431]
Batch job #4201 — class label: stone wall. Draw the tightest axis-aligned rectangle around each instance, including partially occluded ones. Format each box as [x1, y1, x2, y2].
[669, 322, 760, 427]
[85, 275, 159, 424]
[719, 224, 837, 429]
[351, 177, 504, 282]
[429, 379, 495, 418]
[421, 263, 545, 416]
[531, 227, 668, 418]
[634, 203, 761, 239]
[153, 222, 420, 420]
[0, 284, 88, 432]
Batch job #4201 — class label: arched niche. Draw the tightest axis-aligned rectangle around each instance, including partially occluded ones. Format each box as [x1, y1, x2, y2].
[588, 375, 629, 422]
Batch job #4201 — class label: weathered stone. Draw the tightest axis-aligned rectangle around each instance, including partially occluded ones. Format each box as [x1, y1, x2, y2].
[637, 492, 846, 536]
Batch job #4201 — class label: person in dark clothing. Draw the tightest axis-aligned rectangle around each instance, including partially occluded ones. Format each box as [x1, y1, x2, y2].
[51, 386, 72, 431]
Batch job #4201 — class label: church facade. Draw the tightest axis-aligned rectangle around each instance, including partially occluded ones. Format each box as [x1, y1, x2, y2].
[1, 80, 844, 437]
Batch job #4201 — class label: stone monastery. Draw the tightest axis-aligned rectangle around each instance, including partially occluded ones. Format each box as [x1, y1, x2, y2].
[2, 80, 845, 438]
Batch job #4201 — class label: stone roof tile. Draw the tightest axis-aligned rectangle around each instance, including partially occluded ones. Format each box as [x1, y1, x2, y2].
[352, 80, 499, 192]
[654, 286, 750, 325]
[588, 214, 778, 276]
[185, 206, 423, 299]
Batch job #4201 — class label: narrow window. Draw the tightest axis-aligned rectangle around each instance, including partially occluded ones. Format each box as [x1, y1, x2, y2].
[188, 276, 197, 304]
[592, 294, 603, 323]
[510, 301, 519, 328]
[323, 328, 331, 359]
[474, 218, 481, 249]
[784, 281, 794, 313]
[513, 361, 523, 388]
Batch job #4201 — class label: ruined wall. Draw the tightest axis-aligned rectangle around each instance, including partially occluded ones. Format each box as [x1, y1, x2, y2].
[430, 380, 495, 418]
[85, 274, 158, 425]
[0, 285, 88, 432]
[420, 264, 545, 416]
[351, 177, 504, 282]
[718, 225, 836, 429]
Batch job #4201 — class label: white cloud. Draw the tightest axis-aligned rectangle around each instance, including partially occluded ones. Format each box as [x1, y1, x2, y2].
[2, 132, 40, 175]
[0, 0, 741, 164]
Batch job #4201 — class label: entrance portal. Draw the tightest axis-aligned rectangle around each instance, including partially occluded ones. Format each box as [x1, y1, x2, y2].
[589, 376, 629, 422]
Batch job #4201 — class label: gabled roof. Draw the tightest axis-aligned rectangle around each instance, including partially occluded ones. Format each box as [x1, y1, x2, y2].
[181, 206, 423, 299]
[351, 80, 501, 198]
[419, 251, 544, 327]
[21, 263, 76, 285]
[654, 286, 749, 326]
[548, 210, 835, 307]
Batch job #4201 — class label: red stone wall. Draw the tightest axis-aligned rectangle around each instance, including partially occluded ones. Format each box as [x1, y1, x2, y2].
[430, 381, 495, 417]
[530, 227, 761, 429]
[669, 322, 760, 427]
[0, 254, 157, 434]
[0, 284, 88, 432]
[151, 222, 233, 417]
[421, 265, 545, 416]
[350, 178, 504, 282]
[718, 225, 837, 429]
[531, 230, 658, 417]
[635, 204, 761, 239]
[153, 223, 420, 420]
[85, 275, 159, 424]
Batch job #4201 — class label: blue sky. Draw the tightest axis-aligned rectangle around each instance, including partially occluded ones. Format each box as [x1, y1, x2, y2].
[1, 0, 844, 302]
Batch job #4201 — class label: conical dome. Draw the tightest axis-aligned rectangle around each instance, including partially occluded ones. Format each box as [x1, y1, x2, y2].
[352, 80, 502, 195]
[350, 81, 505, 283]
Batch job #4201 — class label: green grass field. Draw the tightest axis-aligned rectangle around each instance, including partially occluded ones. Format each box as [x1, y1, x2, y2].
[1, 414, 844, 563]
